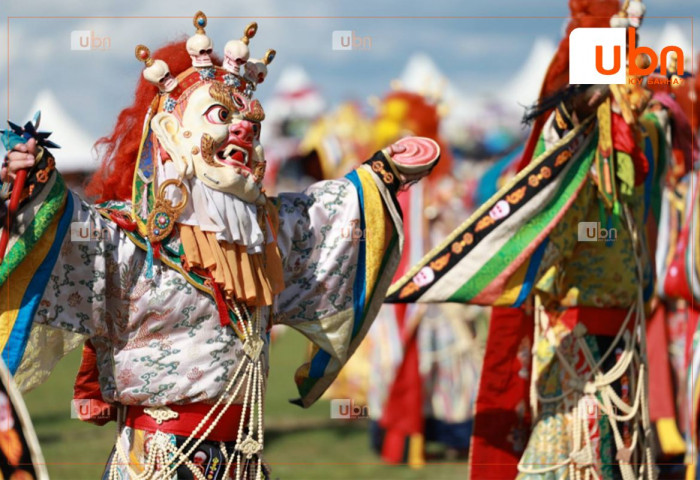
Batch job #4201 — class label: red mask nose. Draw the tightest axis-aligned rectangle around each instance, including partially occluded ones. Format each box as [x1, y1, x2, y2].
[229, 120, 254, 146]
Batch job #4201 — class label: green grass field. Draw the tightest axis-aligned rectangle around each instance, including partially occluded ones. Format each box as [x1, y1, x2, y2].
[24, 328, 468, 479]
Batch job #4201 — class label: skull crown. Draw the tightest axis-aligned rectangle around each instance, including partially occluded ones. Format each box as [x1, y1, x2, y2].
[135, 12, 275, 94]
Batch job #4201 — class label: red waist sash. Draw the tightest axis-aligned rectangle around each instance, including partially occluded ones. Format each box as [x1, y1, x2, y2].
[556, 306, 634, 336]
[125, 402, 245, 442]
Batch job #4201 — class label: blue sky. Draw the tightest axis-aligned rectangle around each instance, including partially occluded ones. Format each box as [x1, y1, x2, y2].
[0, 0, 695, 143]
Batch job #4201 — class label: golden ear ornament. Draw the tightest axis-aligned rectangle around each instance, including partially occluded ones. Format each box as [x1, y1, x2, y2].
[147, 179, 189, 243]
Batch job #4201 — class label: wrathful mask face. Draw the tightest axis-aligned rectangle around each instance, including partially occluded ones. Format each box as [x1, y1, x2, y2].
[151, 82, 267, 204]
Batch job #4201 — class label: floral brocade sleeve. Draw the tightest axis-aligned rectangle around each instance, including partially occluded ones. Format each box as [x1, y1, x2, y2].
[273, 163, 404, 407]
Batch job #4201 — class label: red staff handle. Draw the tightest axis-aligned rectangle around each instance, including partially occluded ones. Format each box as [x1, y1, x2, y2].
[0, 168, 28, 264]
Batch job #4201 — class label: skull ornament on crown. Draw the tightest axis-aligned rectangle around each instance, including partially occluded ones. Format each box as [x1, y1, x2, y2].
[223, 22, 257, 74]
[141, 58, 178, 93]
[134, 12, 275, 207]
[243, 50, 275, 87]
[186, 11, 214, 67]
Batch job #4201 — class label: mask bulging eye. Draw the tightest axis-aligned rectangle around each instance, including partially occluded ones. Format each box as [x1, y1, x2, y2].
[204, 105, 230, 124]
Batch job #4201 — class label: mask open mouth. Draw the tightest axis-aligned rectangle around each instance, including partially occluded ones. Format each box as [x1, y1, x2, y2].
[216, 143, 251, 172]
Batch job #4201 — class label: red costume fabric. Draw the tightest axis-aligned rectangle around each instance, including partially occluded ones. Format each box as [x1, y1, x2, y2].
[377, 191, 425, 464]
[72, 340, 116, 425]
[378, 315, 423, 463]
[646, 304, 678, 423]
[469, 307, 533, 479]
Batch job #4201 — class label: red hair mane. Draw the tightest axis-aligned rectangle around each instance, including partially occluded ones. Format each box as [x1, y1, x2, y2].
[86, 39, 220, 202]
[518, 0, 620, 170]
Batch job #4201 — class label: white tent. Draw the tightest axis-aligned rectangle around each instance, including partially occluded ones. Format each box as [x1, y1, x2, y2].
[265, 65, 325, 121]
[502, 37, 557, 111]
[400, 53, 456, 100]
[24, 90, 99, 173]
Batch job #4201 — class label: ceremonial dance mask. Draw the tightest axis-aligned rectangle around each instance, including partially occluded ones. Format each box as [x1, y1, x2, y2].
[134, 12, 275, 206]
